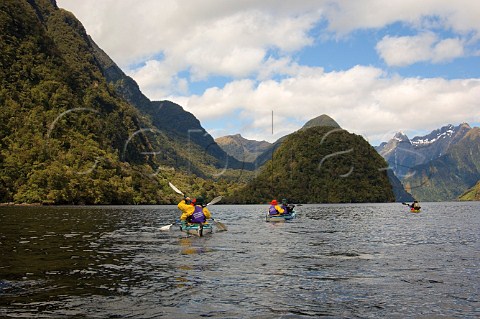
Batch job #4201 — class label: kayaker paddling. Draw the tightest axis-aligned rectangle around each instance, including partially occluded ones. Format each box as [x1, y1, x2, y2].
[265, 198, 297, 222]
[268, 199, 285, 215]
[281, 198, 295, 214]
[178, 196, 211, 226]
[166, 182, 227, 234]
[402, 200, 421, 213]
[410, 200, 421, 210]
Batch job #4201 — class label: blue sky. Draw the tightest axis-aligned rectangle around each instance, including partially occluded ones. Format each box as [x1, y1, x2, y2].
[57, 0, 480, 145]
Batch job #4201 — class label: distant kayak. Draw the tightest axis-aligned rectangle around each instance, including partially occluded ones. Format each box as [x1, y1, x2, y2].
[179, 223, 213, 237]
[265, 211, 296, 222]
[410, 208, 421, 213]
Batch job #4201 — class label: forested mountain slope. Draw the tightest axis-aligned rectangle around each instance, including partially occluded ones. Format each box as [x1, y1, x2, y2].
[230, 126, 396, 203]
[0, 0, 224, 204]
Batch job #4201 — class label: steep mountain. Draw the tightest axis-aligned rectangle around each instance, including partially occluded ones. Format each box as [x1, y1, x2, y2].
[230, 126, 396, 203]
[402, 127, 480, 201]
[90, 40, 251, 171]
[0, 0, 240, 204]
[377, 124, 471, 178]
[375, 132, 419, 178]
[459, 180, 480, 201]
[411, 124, 471, 157]
[215, 134, 271, 162]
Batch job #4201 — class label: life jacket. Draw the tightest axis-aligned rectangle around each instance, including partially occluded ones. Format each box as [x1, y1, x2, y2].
[269, 205, 279, 215]
[189, 205, 206, 223]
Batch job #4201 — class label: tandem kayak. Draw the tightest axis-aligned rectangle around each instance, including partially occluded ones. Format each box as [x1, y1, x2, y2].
[265, 211, 296, 222]
[179, 223, 213, 237]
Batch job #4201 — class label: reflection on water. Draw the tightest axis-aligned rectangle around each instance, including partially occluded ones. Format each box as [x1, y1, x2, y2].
[0, 202, 479, 318]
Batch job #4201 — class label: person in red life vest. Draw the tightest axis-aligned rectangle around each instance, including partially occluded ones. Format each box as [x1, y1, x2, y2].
[178, 196, 211, 225]
[268, 199, 285, 215]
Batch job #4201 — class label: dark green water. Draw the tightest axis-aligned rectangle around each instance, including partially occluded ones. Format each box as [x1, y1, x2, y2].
[1, 202, 479, 318]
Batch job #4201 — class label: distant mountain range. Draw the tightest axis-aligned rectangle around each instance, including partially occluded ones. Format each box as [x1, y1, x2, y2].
[376, 123, 480, 201]
[376, 123, 471, 178]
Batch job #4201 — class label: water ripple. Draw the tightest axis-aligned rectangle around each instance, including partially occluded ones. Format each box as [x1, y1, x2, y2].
[0, 202, 479, 318]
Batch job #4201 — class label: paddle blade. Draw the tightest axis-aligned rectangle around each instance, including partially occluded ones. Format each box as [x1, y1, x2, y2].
[159, 224, 173, 231]
[168, 182, 184, 196]
[213, 220, 227, 231]
[207, 196, 223, 206]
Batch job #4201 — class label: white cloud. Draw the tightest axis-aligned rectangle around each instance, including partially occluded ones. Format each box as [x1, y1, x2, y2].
[432, 38, 465, 63]
[56, 0, 480, 144]
[376, 33, 465, 66]
[323, 0, 480, 35]
[176, 66, 480, 143]
[58, 0, 320, 68]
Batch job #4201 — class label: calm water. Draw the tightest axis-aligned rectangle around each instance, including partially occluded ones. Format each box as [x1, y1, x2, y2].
[0, 202, 479, 318]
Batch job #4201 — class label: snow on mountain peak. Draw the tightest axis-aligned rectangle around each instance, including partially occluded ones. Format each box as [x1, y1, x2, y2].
[393, 131, 410, 142]
[411, 124, 456, 146]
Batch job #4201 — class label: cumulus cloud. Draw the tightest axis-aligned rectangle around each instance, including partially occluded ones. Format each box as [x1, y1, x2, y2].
[58, 0, 320, 68]
[323, 0, 480, 35]
[376, 33, 465, 66]
[56, 0, 480, 143]
[177, 66, 480, 143]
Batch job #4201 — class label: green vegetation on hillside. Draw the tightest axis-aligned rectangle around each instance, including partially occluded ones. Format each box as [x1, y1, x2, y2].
[459, 181, 480, 201]
[230, 126, 395, 203]
[0, 0, 247, 204]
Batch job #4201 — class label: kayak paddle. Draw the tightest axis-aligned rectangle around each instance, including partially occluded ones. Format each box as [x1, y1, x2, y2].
[159, 223, 173, 231]
[169, 182, 184, 196]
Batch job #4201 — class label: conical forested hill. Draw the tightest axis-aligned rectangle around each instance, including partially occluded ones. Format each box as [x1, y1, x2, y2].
[230, 126, 395, 203]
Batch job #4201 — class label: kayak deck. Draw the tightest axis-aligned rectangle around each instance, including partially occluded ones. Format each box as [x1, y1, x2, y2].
[179, 223, 213, 236]
[265, 211, 296, 222]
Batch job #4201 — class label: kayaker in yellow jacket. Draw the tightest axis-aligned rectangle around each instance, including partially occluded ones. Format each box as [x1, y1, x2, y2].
[268, 199, 285, 215]
[178, 196, 211, 224]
